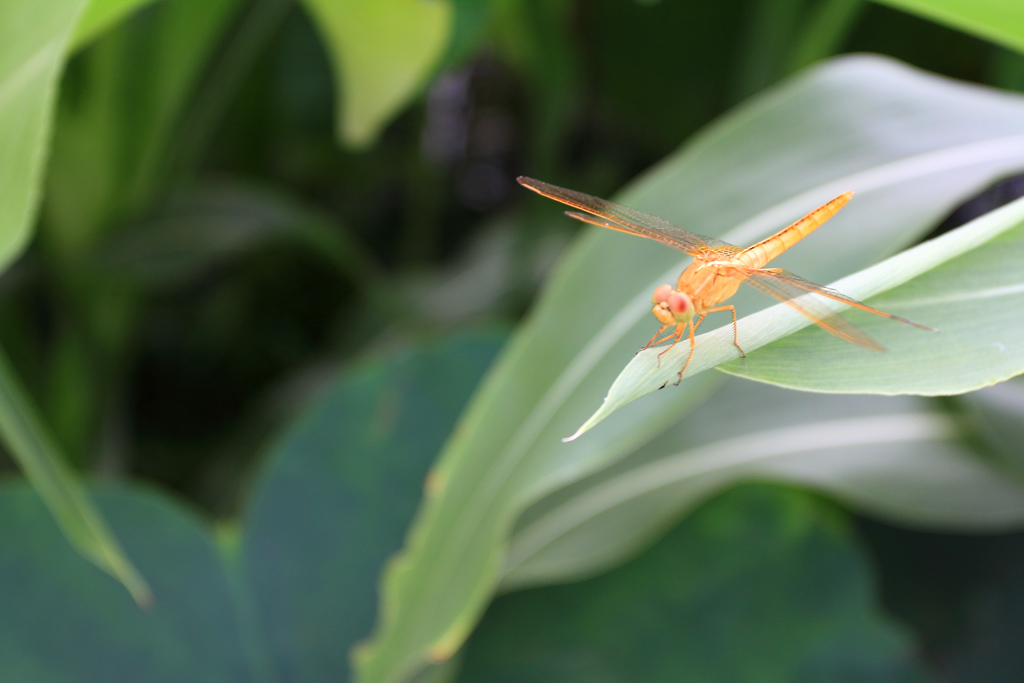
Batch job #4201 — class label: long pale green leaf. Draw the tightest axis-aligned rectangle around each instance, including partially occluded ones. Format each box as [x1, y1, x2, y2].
[575, 193, 1024, 436]
[503, 380, 1024, 589]
[354, 56, 1024, 683]
[0, 0, 86, 270]
[300, 0, 452, 148]
[0, 347, 151, 605]
[722, 199, 1024, 392]
[873, 0, 1024, 53]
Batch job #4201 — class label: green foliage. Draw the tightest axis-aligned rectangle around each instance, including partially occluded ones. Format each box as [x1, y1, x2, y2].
[0, 334, 501, 680]
[873, 0, 1024, 53]
[0, 0, 86, 269]
[0, 483, 250, 681]
[465, 486, 928, 683]
[0, 346, 150, 605]
[354, 56, 1024, 682]
[0, 0, 149, 603]
[242, 333, 502, 680]
[584, 194, 1024, 434]
[300, 0, 453, 147]
[1, 0, 1024, 681]
[505, 381, 1024, 590]
[46, 0, 245, 254]
[70, 0, 159, 49]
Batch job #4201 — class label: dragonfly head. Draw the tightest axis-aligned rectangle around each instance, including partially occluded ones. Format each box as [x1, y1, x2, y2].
[652, 284, 694, 325]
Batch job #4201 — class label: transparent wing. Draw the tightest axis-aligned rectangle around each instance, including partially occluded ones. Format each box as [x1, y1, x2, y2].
[741, 268, 892, 351]
[518, 176, 731, 256]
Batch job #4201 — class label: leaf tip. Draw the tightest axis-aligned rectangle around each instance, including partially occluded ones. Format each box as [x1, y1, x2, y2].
[561, 427, 585, 443]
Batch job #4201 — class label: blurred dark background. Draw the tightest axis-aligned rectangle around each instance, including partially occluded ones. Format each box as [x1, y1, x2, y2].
[2, 0, 1024, 676]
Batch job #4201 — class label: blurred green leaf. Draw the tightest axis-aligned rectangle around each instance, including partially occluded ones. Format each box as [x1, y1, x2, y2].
[464, 486, 928, 683]
[788, 0, 866, 73]
[71, 0, 159, 50]
[241, 333, 502, 681]
[504, 381, 1024, 590]
[960, 377, 1024, 477]
[0, 333, 501, 679]
[873, 0, 1024, 53]
[89, 182, 381, 290]
[490, 0, 579, 173]
[0, 483, 255, 680]
[0, 346, 151, 605]
[580, 193, 1024, 435]
[354, 55, 1024, 683]
[0, 0, 86, 272]
[300, 0, 453, 148]
[45, 0, 244, 253]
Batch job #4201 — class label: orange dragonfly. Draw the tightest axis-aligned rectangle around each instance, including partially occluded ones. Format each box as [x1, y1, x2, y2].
[518, 176, 934, 382]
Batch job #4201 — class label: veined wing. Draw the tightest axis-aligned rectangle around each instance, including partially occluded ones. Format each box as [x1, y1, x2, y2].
[741, 267, 933, 351]
[518, 176, 729, 256]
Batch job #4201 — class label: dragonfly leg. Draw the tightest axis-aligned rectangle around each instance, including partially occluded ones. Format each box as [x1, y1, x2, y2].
[704, 304, 746, 358]
[640, 324, 670, 352]
[674, 319, 699, 385]
[654, 325, 685, 368]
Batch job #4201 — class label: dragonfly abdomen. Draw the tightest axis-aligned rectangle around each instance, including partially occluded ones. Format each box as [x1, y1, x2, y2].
[734, 191, 854, 270]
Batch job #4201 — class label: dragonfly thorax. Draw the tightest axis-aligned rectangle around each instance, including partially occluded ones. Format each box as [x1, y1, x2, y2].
[652, 284, 694, 325]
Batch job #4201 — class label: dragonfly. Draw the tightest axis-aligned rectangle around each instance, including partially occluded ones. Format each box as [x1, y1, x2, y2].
[518, 176, 934, 382]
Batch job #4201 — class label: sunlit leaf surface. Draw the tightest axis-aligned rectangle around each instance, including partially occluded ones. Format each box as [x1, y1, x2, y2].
[354, 56, 1024, 683]
[0, 0, 85, 269]
[504, 380, 1024, 590]
[576, 194, 1024, 436]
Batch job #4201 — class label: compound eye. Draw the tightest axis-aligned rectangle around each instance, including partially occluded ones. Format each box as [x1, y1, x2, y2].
[652, 284, 673, 305]
[667, 293, 694, 323]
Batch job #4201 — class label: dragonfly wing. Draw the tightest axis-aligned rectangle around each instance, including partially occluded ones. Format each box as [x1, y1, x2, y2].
[741, 268, 887, 351]
[564, 211, 638, 234]
[519, 176, 730, 256]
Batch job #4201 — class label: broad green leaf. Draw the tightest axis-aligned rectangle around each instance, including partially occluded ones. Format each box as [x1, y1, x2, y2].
[0, 346, 151, 605]
[503, 380, 1024, 590]
[300, 0, 453, 148]
[0, 483, 257, 680]
[0, 334, 500, 679]
[0, 0, 86, 271]
[355, 56, 1024, 683]
[241, 334, 502, 681]
[71, 0, 160, 50]
[577, 193, 1024, 436]
[464, 487, 927, 683]
[873, 0, 1024, 53]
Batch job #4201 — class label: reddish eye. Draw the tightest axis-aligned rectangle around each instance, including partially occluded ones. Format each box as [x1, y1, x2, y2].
[667, 293, 694, 323]
[668, 293, 691, 314]
[652, 284, 673, 304]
